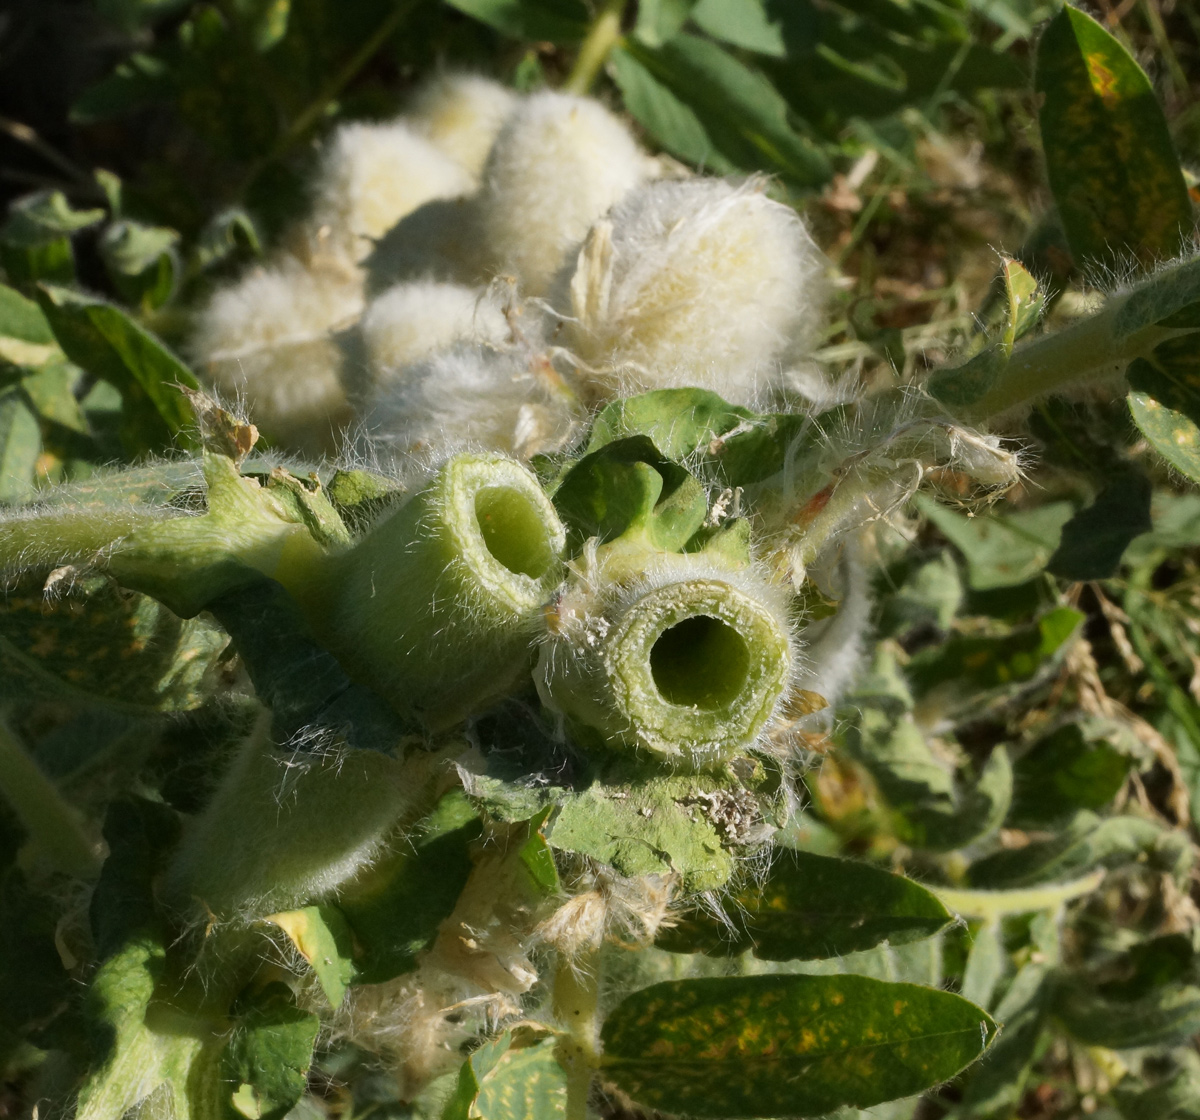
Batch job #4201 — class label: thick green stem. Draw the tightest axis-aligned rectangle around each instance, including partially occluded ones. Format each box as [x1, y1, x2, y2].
[0, 716, 100, 877]
[564, 0, 627, 95]
[554, 952, 601, 1120]
[537, 558, 792, 768]
[320, 453, 566, 729]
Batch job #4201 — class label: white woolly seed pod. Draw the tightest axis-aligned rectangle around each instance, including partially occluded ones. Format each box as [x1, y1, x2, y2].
[347, 281, 511, 400]
[311, 120, 475, 261]
[407, 72, 518, 177]
[557, 178, 828, 406]
[190, 256, 363, 456]
[358, 341, 583, 470]
[479, 91, 650, 295]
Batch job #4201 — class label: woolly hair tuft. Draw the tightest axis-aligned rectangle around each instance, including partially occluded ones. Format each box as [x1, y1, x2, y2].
[349, 281, 511, 401]
[358, 341, 582, 471]
[406, 72, 518, 178]
[478, 91, 650, 295]
[556, 177, 828, 406]
[190, 256, 364, 455]
[311, 120, 474, 261]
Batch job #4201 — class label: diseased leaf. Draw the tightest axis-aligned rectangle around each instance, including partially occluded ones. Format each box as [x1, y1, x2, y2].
[600, 974, 994, 1118]
[35, 284, 198, 455]
[657, 848, 952, 959]
[1047, 468, 1152, 580]
[1128, 388, 1200, 484]
[1036, 6, 1190, 266]
[1127, 334, 1200, 432]
[263, 906, 357, 1008]
[442, 1028, 567, 1120]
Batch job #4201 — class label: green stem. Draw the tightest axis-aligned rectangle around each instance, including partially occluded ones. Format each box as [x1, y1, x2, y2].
[564, 0, 628, 95]
[554, 953, 600, 1120]
[0, 716, 100, 878]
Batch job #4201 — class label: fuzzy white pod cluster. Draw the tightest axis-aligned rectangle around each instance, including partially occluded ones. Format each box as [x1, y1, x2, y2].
[361, 342, 582, 474]
[190, 256, 363, 455]
[478, 91, 650, 295]
[407, 72, 518, 177]
[558, 178, 827, 406]
[349, 281, 511, 399]
[310, 120, 475, 262]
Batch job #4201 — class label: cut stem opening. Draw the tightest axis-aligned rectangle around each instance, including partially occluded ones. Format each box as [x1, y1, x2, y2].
[650, 615, 750, 710]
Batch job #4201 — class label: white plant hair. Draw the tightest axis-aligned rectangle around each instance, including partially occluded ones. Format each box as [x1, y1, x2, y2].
[406, 71, 519, 178]
[478, 91, 651, 296]
[345, 280, 511, 402]
[311, 119, 475, 261]
[190, 255, 364, 456]
[357, 340, 583, 473]
[555, 177, 829, 406]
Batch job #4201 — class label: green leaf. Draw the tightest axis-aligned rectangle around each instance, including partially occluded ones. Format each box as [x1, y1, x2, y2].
[1035, 5, 1191, 266]
[618, 35, 831, 186]
[335, 791, 482, 984]
[633, 0, 697, 48]
[961, 920, 1005, 1011]
[0, 388, 41, 503]
[1127, 334, 1200, 430]
[690, 0, 785, 56]
[610, 46, 728, 171]
[442, 1029, 568, 1120]
[0, 283, 55, 345]
[1053, 979, 1200, 1049]
[547, 772, 739, 892]
[968, 811, 1183, 888]
[551, 436, 708, 553]
[263, 906, 357, 1008]
[443, 0, 589, 43]
[35, 284, 198, 455]
[958, 963, 1050, 1118]
[77, 934, 217, 1120]
[600, 974, 995, 1118]
[193, 207, 262, 274]
[71, 52, 173, 124]
[1, 190, 105, 247]
[585, 388, 753, 460]
[657, 848, 952, 959]
[1009, 719, 1139, 827]
[99, 220, 180, 310]
[221, 983, 319, 1120]
[905, 608, 1084, 697]
[1128, 388, 1200, 484]
[916, 494, 1075, 590]
[1046, 468, 1152, 580]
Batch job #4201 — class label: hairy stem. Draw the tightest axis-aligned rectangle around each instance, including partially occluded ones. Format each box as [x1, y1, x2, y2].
[0, 716, 100, 877]
[564, 0, 628, 95]
[554, 952, 601, 1120]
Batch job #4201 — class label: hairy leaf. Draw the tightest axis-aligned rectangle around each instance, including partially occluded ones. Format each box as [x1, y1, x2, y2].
[442, 1029, 567, 1120]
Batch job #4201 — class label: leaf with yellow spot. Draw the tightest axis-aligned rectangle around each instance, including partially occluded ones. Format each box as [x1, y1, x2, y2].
[1128, 389, 1200, 483]
[601, 975, 994, 1118]
[442, 1028, 568, 1120]
[1036, 6, 1190, 267]
[263, 905, 355, 1007]
[657, 849, 952, 960]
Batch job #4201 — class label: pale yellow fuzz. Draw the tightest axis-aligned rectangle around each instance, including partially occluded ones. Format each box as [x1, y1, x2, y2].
[407, 72, 518, 177]
[479, 91, 650, 295]
[191, 256, 363, 456]
[311, 120, 474, 261]
[356, 281, 510, 393]
[557, 178, 828, 406]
